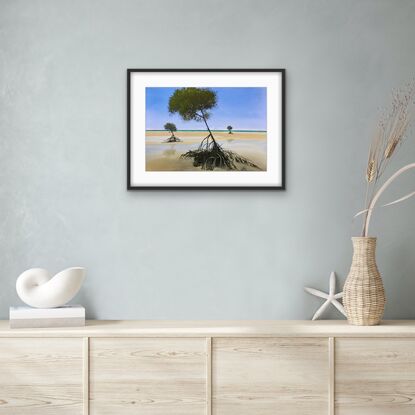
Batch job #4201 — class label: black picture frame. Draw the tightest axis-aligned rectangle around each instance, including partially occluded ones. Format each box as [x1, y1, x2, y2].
[127, 69, 285, 190]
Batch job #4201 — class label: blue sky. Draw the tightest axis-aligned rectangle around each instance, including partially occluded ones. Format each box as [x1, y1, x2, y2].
[145, 87, 267, 130]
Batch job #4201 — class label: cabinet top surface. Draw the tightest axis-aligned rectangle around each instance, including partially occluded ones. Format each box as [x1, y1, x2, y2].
[1, 320, 415, 337]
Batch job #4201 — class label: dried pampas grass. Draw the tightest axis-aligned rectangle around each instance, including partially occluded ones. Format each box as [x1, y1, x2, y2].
[360, 81, 415, 236]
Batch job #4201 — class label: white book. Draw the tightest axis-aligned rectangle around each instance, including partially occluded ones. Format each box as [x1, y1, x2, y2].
[9, 305, 85, 328]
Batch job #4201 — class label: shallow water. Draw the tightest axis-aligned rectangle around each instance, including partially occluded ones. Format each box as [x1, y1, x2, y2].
[146, 132, 267, 171]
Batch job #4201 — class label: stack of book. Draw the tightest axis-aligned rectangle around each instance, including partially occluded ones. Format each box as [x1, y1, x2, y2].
[9, 305, 85, 328]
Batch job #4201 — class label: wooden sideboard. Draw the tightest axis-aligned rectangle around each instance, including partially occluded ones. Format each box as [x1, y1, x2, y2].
[1, 320, 415, 414]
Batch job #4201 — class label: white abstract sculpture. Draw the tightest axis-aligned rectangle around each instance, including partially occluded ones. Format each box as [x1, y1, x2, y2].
[304, 271, 346, 320]
[16, 267, 86, 308]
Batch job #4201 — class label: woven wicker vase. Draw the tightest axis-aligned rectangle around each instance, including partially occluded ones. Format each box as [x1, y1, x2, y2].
[343, 237, 385, 326]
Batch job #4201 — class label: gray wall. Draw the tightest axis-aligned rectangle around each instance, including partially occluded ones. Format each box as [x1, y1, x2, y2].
[1, 0, 415, 320]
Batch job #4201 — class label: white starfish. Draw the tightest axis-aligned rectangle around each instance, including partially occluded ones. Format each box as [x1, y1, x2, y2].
[304, 271, 346, 320]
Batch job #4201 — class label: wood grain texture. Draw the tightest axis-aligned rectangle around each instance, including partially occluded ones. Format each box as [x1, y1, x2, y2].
[212, 337, 329, 415]
[3, 320, 415, 338]
[3, 322, 415, 415]
[83, 337, 89, 415]
[89, 338, 207, 414]
[328, 337, 335, 415]
[336, 338, 415, 415]
[0, 337, 83, 415]
[206, 337, 212, 415]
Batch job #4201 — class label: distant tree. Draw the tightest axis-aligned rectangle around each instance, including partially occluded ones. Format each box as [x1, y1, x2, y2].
[168, 88, 258, 170]
[163, 122, 181, 142]
[227, 125, 233, 134]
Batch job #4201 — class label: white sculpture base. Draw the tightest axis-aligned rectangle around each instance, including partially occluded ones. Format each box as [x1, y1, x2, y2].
[9, 305, 85, 329]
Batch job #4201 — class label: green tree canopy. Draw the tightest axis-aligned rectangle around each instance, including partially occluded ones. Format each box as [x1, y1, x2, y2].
[168, 88, 217, 121]
[164, 122, 177, 133]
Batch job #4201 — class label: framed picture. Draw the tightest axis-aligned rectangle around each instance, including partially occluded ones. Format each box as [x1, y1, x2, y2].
[127, 69, 285, 189]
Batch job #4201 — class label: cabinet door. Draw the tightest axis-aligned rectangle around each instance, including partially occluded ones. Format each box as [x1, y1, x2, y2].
[213, 338, 329, 415]
[336, 338, 415, 415]
[0, 338, 83, 415]
[90, 338, 207, 415]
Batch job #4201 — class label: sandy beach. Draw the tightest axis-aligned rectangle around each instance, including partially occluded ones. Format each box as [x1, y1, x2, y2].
[146, 131, 267, 171]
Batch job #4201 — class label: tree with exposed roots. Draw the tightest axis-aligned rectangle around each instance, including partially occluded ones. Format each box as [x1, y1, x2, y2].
[227, 125, 233, 134]
[168, 88, 259, 170]
[163, 122, 181, 142]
